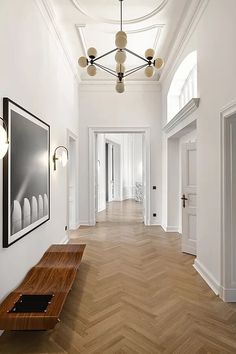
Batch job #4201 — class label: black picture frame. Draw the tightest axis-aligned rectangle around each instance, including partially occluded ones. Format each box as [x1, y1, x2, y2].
[3, 98, 50, 248]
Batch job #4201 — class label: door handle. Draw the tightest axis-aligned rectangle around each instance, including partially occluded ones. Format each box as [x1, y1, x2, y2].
[181, 194, 188, 208]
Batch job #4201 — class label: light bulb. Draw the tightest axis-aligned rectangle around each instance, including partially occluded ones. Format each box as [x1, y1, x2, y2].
[78, 56, 88, 68]
[87, 47, 97, 59]
[115, 80, 125, 93]
[0, 125, 9, 159]
[115, 31, 127, 49]
[87, 65, 97, 76]
[115, 50, 126, 64]
[61, 150, 68, 167]
[116, 63, 125, 74]
[145, 66, 155, 78]
[154, 57, 164, 70]
[145, 48, 155, 60]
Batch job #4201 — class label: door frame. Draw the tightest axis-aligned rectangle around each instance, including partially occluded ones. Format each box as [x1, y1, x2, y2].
[67, 129, 79, 230]
[220, 100, 236, 301]
[89, 127, 151, 226]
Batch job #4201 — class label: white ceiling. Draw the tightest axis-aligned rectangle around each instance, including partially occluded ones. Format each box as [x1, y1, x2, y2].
[48, 0, 195, 82]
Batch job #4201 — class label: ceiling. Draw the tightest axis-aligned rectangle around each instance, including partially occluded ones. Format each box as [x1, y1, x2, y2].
[48, 0, 195, 82]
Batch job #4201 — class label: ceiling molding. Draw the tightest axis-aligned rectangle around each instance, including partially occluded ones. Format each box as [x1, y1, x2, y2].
[160, 0, 209, 83]
[70, 0, 169, 24]
[35, 0, 80, 82]
[75, 24, 87, 56]
[79, 80, 161, 93]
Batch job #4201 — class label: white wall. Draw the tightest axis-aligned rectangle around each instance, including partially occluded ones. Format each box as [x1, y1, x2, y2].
[79, 84, 162, 225]
[0, 0, 79, 301]
[161, 0, 236, 290]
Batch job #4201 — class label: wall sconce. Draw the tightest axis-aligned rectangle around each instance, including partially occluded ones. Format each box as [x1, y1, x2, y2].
[0, 117, 9, 159]
[52, 146, 69, 171]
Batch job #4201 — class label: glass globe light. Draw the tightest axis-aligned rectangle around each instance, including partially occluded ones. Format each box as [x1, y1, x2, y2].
[116, 80, 125, 94]
[87, 65, 97, 76]
[115, 50, 126, 64]
[116, 63, 125, 74]
[145, 66, 155, 78]
[145, 48, 155, 60]
[115, 31, 127, 49]
[154, 57, 164, 70]
[0, 125, 9, 159]
[87, 47, 97, 59]
[78, 56, 88, 68]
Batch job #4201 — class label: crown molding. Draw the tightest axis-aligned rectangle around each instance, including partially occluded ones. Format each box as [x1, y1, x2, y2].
[71, 0, 168, 25]
[35, 0, 80, 83]
[160, 0, 209, 83]
[163, 98, 200, 133]
[79, 80, 161, 93]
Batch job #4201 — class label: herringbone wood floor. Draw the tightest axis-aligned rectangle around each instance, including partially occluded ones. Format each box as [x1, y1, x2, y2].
[1, 200, 236, 353]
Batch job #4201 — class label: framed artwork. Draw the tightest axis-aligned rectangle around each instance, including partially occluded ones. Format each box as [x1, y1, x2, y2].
[3, 98, 50, 248]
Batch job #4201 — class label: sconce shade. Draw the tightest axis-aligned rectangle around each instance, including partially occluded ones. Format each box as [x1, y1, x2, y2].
[53, 146, 69, 171]
[0, 120, 9, 159]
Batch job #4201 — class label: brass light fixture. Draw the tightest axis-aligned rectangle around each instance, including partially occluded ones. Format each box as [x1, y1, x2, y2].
[52, 146, 69, 171]
[0, 117, 9, 159]
[78, 0, 164, 93]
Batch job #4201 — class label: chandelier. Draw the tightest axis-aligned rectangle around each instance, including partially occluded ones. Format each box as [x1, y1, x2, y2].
[78, 0, 164, 93]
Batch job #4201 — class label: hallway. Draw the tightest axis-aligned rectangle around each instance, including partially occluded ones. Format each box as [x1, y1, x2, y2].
[1, 202, 236, 353]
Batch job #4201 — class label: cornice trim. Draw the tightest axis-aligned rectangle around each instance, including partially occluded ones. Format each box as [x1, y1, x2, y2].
[35, 0, 80, 83]
[160, 0, 209, 83]
[71, 0, 168, 24]
[163, 98, 200, 133]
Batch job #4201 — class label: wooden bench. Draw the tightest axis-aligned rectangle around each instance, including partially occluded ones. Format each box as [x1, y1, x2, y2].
[0, 244, 86, 330]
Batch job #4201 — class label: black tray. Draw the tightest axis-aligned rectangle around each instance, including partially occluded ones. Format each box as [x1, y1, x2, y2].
[9, 294, 54, 313]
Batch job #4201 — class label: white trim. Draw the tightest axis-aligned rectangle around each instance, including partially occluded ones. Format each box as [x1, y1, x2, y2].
[35, 0, 80, 82]
[70, 0, 168, 25]
[162, 225, 179, 232]
[60, 235, 69, 244]
[89, 127, 151, 226]
[193, 259, 220, 295]
[163, 98, 200, 134]
[160, 0, 209, 83]
[220, 100, 236, 302]
[79, 81, 161, 91]
[79, 220, 90, 226]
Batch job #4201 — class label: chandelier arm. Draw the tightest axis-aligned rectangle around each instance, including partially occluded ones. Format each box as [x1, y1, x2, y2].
[124, 48, 150, 63]
[94, 63, 118, 78]
[125, 63, 148, 74]
[93, 48, 118, 63]
[123, 64, 148, 78]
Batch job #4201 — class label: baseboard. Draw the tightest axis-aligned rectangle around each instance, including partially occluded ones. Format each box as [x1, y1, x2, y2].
[193, 259, 220, 295]
[60, 235, 69, 244]
[69, 222, 80, 231]
[162, 225, 179, 232]
[79, 220, 90, 226]
[219, 286, 236, 302]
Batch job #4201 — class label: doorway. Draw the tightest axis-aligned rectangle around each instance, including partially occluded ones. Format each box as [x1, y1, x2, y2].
[221, 103, 236, 301]
[89, 127, 151, 226]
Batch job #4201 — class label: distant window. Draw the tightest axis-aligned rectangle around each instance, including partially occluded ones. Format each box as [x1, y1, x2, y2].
[167, 52, 197, 121]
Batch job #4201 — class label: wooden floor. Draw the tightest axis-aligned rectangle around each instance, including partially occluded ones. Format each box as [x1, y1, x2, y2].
[1, 200, 236, 353]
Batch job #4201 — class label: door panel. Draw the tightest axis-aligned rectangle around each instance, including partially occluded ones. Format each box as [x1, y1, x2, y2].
[182, 142, 197, 255]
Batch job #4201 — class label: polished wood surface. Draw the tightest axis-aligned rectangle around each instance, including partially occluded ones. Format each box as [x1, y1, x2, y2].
[0, 244, 85, 331]
[1, 200, 236, 353]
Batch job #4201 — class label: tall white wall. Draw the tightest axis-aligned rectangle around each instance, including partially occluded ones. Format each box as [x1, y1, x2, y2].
[79, 84, 162, 225]
[0, 0, 79, 301]
[161, 0, 236, 290]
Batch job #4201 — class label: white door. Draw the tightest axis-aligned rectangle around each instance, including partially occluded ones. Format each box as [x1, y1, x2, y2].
[181, 142, 197, 255]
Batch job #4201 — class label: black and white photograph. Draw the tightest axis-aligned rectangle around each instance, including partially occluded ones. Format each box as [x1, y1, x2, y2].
[3, 98, 50, 248]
